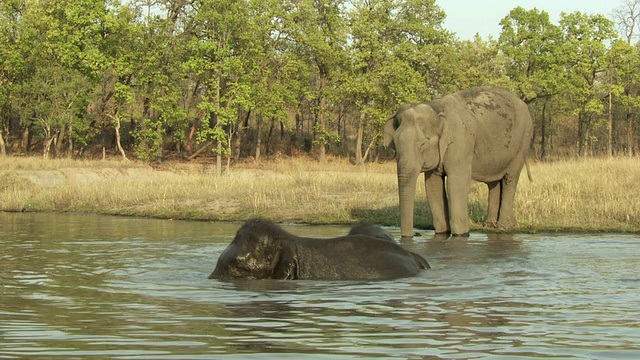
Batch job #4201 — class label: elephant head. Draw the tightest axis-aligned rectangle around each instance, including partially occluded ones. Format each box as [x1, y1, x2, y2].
[384, 102, 452, 174]
[209, 219, 297, 280]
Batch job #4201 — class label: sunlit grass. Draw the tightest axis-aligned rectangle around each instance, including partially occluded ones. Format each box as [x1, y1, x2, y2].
[1, 155, 639, 232]
[513, 157, 640, 232]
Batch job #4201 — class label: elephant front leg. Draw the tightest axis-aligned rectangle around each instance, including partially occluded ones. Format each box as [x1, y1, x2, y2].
[424, 172, 449, 234]
[485, 180, 501, 227]
[446, 172, 472, 236]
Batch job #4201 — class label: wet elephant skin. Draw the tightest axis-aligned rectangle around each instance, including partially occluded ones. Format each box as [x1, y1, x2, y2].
[210, 219, 429, 281]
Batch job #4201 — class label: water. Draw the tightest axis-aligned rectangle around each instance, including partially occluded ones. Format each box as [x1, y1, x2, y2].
[1, 212, 639, 359]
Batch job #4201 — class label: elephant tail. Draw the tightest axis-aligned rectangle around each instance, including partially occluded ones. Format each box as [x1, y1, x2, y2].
[525, 157, 533, 182]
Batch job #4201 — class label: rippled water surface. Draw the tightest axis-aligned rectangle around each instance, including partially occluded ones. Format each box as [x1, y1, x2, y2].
[1, 212, 639, 359]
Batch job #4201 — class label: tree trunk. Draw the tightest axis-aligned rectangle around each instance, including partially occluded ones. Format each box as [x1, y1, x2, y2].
[608, 89, 613, 157]
[540, 100, 549, 160]
[65, 123, 73, 157]
[317, 74, 327, 163]
[0, 129, 6, 156]
[186, 123, 197, 153]
[266, 117, 275, 155]
[43, 137, 54, 159]
[187, 140, 213, 160]
[627, 110, 634, 157]
[226, 124, 233, 171]
[108, 114, 129, 161]
[54, 130, 65, 158]
[20, 126, 29, 153]
[255, 116, 262, 161]
[362, 137, 376, 163]
[216, 140, 222, 176]
[355, 111, 365, 165]
[577, 112, 590, 157]
[234, 110, 250, 163]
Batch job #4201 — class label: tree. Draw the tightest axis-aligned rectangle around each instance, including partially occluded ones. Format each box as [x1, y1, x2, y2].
[346, 0, 397, 165]
[612, 0, 640, 156]
[285, 0, 348, 163]
[9, 0, 109, 158]
[186, 0, 254, 173]
[499, 7, 565, 103]
[0, 0, 25, 156]
[560, 11, 617, 157]
[241, 0, 303, 161]
[127, 0, 192, 162]
[90, 1, 143, 161]
[455, 35, 508, 89]
[20, 66, 91, 158]
[392, 0, 457, 97]
[345, 0, 454, 165]
[498, 7, 566, 159]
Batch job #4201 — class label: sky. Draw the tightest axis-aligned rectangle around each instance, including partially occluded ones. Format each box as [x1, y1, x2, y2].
[437, 0, 621, 40]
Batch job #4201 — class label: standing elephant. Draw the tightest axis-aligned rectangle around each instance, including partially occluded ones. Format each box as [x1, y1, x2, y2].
[210, 218, 429, 280]
[384, 86, 533, 237]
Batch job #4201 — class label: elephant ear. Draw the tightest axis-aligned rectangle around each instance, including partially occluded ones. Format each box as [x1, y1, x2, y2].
[436, 111, 452, 174]
[270, 248, 299, 280]
[383, 116, 397, 152]
[425, 99, 452, 173]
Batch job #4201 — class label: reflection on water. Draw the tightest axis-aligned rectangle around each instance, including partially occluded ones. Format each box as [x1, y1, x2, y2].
[1, 212, 640, 358]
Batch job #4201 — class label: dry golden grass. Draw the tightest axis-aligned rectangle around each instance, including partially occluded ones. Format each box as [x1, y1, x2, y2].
[513, 157, 640, 232]
[1, 155, 639, 232]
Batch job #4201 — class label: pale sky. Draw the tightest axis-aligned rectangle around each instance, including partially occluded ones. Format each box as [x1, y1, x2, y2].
[437, 0, 622, 40]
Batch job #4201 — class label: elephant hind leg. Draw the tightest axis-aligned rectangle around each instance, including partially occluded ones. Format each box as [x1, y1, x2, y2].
[485, 180, 501, 227]
[496, 168, 523, 229]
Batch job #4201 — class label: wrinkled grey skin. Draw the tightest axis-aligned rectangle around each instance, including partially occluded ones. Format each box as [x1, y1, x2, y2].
[347, 223, 395, 242]
[347, 223, 430, 269]
[209, 219, 430, 280]
[384, 86, 533, 237]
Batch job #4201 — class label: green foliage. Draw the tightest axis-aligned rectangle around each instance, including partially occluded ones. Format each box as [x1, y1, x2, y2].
[499, 7, 565, 102]
[0, 0, 638, 161]
[456, 35, 509, 89]
[132, 117, 163, 161]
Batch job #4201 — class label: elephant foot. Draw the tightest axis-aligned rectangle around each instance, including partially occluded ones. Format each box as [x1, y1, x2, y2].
[451, 232, 469, 238]
[482, 221, 498, 228]
[497, 219, 515, 229]
[430, 232, 451, 241]
[400, 231, 424, 240]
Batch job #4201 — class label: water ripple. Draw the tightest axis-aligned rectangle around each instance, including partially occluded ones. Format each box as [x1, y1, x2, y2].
[1, 213, 640, 359]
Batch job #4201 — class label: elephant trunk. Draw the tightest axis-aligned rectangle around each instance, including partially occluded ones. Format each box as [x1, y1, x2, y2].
[398, 169, 419, 238]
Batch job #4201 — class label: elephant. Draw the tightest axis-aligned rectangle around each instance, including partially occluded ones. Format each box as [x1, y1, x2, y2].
[209, 218, 430, 280]
[384, 86, 533, 237]
[347, 222, 395, 242]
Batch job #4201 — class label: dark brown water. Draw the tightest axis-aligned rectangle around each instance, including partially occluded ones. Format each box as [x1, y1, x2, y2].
[1, 212, 639, 359]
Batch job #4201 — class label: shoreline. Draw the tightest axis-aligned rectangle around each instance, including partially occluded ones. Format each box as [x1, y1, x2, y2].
[2, 156, 639, 234]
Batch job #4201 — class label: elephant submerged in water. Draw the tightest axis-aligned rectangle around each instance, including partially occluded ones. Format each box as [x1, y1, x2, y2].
[384, 86, 533, 237]
[209, 218, 429, 280]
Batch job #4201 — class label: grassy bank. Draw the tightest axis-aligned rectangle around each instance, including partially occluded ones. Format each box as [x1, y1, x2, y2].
[1, 156, 639, 233]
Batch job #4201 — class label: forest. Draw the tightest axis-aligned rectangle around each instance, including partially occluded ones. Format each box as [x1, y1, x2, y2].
[1, 0, 640, 172]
